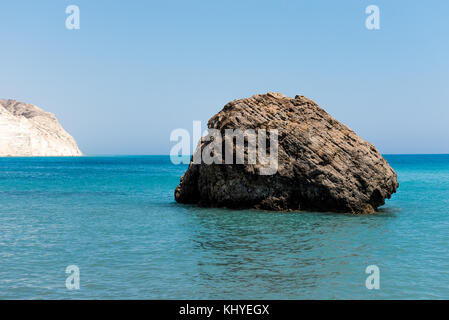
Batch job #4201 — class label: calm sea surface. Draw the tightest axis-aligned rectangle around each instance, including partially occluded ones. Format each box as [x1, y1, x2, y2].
[0, 155, 448, 299]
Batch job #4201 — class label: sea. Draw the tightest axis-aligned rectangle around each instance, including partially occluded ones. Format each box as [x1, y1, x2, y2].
[0, 155, 448, 299]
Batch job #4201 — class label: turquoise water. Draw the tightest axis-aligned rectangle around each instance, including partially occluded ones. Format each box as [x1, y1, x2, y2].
[0, 155, 448, 299]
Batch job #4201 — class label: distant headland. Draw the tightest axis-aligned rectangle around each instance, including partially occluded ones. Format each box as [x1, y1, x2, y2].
[0, 99, 82, 157]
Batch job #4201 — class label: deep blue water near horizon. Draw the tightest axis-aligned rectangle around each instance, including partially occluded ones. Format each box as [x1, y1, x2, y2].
[0, 155, 448, 299]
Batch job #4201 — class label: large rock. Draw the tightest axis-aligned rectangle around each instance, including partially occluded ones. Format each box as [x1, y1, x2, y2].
[175, 92, 398, 214]
[0, 99, 82, 156]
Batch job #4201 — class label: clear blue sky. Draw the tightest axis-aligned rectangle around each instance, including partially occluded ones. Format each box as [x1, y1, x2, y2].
[0, 0, 448, 154]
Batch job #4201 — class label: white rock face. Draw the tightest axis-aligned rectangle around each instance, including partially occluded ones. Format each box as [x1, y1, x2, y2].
[0, 99, 82, 156]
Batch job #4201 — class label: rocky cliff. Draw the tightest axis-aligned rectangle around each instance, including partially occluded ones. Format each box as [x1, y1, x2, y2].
[0, 99, 82, 156]
[175, 92, 398, 214]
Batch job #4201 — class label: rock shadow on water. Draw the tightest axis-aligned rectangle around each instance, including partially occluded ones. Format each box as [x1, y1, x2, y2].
[170, 201, 399, 298]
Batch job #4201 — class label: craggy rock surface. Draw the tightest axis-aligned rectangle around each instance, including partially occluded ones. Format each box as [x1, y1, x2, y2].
[0, 99, 82, 156]
[175, 92, 398, 214]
